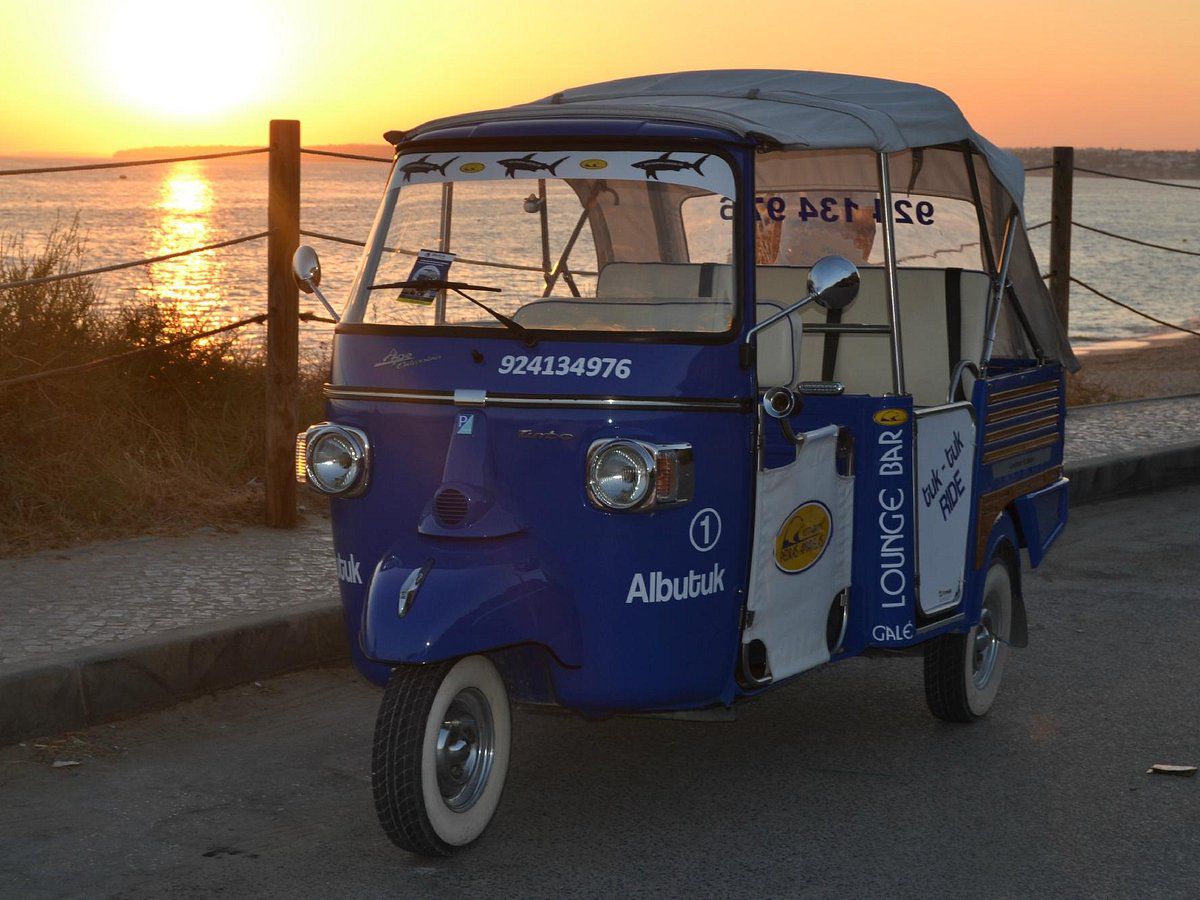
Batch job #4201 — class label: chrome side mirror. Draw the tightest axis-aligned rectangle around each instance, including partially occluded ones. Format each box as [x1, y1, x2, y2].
[291, 245, 340, 322]
[807, 255, 860, 311]
[292, 245, 322, 293]
[745, 255, 860, 350]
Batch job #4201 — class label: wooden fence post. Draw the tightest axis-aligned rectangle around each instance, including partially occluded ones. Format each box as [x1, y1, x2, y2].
[265, 119, 300, 528]
[1049, 146, 1074, 331]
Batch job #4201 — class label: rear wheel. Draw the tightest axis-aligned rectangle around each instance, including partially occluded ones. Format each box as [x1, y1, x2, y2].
[372, 655, 511, 856]
[924, 553, 1013, 722]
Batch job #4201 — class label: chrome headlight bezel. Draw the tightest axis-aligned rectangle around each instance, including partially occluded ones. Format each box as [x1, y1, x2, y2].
[301, 423, 371, 497]
[586, 439, 694, 512]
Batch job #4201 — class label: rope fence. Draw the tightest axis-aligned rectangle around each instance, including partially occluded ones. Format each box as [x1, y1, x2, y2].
[0, 309, 339, 390]
[0, 313, 269, 389]
[0, 232, 269, 292]
[0, 147, 268, 177]
[299, 148, 392, 163]
[1073, 166, 1200, 191]
[1071, 277, 1200, 338]
[1070, 221, 1200, 257]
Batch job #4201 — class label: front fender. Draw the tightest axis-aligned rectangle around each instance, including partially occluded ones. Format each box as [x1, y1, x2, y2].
[360, 534, 582, 667]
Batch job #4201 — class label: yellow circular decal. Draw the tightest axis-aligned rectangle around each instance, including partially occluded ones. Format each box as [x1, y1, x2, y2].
[459, 162, 486, 173]
[873, 408, 909, 426]
[774, 502, 832, 574]
[579, 158, 608, 170]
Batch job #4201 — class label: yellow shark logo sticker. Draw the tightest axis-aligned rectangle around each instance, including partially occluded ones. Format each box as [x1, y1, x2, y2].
[774, 502, 832, 574]
[873, 408, 909, 426]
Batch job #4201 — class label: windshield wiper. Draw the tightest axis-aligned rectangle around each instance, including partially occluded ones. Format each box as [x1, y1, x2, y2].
[369, 280, 534, 345]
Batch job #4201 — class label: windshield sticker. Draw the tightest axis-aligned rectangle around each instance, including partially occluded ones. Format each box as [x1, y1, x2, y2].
[391, 150, 734, 197]
[631, 152, 711, 180]
[498, 354, 631, 379]
[400, 154, 459, 182]
[498, 153, 568, 178]
[732, 195, 937, 226]
[398, 249, 455, 302]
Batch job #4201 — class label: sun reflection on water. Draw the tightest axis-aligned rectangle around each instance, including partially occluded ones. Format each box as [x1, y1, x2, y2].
[147, 163, 226, 334]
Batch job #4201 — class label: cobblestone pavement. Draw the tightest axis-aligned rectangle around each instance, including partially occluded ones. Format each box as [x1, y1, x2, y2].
[0, 514, 336, 667]
[1066, 393, 1200, 460]
[1, 395, 1197, 671]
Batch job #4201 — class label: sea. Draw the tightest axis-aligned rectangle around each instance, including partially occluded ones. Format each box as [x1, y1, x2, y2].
[1, 154, 1197, 358]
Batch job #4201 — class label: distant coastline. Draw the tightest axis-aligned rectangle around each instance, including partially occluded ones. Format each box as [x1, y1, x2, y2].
[1009, 147, 1200, 180]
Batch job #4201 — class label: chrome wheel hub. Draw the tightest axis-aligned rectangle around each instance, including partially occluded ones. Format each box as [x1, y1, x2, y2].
[435, 687, 495, 812]
[972, 603, 1000, 689]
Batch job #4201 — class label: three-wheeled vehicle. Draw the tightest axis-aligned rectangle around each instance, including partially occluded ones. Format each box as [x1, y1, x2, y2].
[293, 70, 1076, 856]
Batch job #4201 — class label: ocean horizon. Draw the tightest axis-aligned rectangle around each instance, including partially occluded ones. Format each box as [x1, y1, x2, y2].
[2, 153, 1197, 355]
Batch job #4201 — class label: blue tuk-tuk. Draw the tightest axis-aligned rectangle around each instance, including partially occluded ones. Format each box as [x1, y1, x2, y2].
[292, 70, 1075, 856]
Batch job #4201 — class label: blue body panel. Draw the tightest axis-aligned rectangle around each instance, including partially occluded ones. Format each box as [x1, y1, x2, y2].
[316, 123, 1071, 711]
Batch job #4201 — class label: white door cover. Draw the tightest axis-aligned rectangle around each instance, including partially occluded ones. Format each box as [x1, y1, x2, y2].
[915, 406, 976, 615]
[745, 425, 854, 681]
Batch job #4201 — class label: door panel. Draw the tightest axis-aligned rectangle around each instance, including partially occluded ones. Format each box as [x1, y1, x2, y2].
[915, 404, 976, 615]
[744, 426, 854, 680]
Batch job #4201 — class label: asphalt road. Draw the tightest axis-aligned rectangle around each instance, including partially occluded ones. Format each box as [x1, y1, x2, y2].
[2, 487, 1198, 898]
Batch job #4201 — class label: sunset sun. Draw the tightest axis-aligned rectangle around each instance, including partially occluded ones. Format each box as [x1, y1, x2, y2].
[99, 0, 275, 117]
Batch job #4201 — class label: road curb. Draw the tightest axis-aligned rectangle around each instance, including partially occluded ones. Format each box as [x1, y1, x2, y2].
[1066, 439, 1200, 505]
[4, 440, 1200, 746]
[0, 602, 345, 746]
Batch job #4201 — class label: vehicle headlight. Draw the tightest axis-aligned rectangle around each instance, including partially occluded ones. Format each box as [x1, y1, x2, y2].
[299, 423, 370, 497]
[586, 440, 693, 512]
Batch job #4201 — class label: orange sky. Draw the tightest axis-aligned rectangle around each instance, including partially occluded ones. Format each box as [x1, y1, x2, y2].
[1, 0, 1198, 156]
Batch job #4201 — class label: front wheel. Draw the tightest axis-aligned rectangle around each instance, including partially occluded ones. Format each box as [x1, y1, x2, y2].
[372, 655, 511, 856]
[924, 553, 1014, 722]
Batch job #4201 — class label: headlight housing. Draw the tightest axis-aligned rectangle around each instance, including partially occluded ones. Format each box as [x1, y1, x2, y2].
[296, 423, 370, 497]
[586, 440, 693, 512]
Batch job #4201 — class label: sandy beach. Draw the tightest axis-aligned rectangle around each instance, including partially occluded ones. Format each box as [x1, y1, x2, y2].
[1070, 330, 1200, 405]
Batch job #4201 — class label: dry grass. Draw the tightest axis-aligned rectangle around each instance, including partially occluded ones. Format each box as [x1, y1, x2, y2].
[0, 223, 325, 556]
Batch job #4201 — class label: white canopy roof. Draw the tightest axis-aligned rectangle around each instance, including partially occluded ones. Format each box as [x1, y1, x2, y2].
[408, 70, 1027, 208]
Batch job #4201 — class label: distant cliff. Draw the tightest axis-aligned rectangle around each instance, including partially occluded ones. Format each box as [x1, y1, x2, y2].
[1011, 148, 1200, 180]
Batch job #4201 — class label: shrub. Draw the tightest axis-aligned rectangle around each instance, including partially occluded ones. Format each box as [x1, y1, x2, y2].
[0, 222, 325, 555]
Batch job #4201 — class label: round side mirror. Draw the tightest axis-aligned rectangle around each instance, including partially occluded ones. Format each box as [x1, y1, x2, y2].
[807, 255, 860, 312]
[292, 245, 321, 294]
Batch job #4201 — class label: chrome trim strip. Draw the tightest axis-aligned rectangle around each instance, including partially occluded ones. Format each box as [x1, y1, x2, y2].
[324, 384, 748, 411]
[453, 388, 487, 407]
[917, 613, 965, 636]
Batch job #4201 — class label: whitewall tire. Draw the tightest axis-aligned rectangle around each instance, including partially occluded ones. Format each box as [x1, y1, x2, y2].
[924, 554, 1014, 722]
[372, 655, 511, 856]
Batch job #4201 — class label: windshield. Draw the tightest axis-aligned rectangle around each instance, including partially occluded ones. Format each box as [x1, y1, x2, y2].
[343, 148, 737, 336]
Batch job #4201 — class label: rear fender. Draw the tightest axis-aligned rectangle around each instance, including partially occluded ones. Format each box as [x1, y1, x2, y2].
[360, 534, 582, 667]
[979, 512, 1028, 649]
